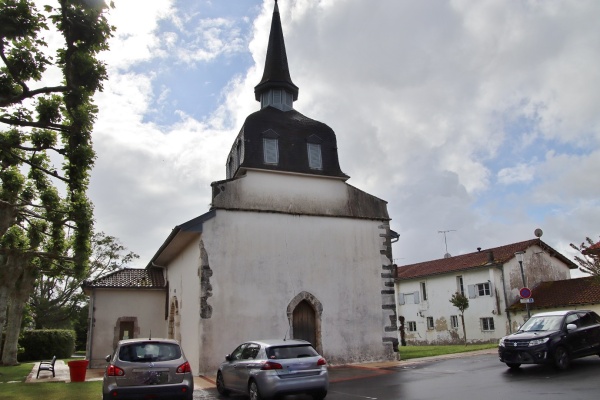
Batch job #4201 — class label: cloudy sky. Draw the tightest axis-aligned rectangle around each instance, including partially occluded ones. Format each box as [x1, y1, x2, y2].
[83, 0, 600, 276]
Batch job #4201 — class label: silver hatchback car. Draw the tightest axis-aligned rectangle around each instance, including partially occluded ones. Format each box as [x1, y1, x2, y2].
[217, 339, 329, 400]
[103, 338, 194, 400]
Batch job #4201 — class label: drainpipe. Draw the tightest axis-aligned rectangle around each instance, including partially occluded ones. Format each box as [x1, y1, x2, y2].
[495, 264, 512, 333]
[87, 289, 96, 367]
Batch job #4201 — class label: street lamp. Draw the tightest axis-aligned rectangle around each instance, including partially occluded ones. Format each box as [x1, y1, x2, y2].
[515, 251, 530, 319]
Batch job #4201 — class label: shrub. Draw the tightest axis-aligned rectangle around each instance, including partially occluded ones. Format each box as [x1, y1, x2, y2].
[18, 330, 76, 361]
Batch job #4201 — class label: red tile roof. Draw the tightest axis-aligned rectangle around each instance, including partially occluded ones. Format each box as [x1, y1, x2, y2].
[396, 239, 576, 280]
[508, 276, 600, 311]
[83, 267, 165, 289]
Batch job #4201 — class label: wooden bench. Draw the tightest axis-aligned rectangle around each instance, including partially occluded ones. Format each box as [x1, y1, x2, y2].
[36, 356, 56, 378]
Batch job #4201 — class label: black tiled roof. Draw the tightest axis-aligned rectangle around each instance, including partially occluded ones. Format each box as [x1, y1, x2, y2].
[235, 107, 348, 179]
[83, 267, 165, 289]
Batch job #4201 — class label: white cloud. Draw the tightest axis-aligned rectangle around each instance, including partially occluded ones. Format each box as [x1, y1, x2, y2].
[498, 163, 535, 185]
[84, 0, 600, 272]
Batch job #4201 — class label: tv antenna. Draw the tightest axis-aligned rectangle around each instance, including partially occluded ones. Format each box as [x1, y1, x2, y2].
[438, 230, 456, 258]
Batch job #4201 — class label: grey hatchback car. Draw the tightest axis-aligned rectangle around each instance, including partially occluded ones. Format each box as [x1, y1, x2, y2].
[103, 338, 194, 400]
[217, 339, 329, 400]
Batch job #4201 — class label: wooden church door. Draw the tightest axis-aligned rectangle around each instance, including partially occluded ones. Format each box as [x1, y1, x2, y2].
[292, 300, 316, 346]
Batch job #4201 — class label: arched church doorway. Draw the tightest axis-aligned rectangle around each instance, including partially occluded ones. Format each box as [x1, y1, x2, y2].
[292, 300, 316, 346]
[287, 292, 323, 354]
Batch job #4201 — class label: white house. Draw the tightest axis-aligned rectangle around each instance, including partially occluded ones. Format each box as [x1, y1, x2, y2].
[394, 239, 577, 345]
[84, 1, 399, 374]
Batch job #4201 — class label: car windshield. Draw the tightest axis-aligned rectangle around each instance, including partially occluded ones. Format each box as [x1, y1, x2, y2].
[519, 315, 563, 332]
[266, 345, 319, 359]
[119, 342, 182, 362]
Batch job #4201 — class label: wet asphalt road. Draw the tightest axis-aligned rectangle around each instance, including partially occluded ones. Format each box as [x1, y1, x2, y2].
[193, 353, 600, 400]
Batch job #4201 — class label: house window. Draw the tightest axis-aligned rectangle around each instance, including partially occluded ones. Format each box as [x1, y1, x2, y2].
[481, 317, 495, 331]
[398, 292, 420, 305]
[477, 282, 491, 296]
[263, 138, 278, 164]
[307, 143, 322, 170]
[457, 276, 464, 296]
[407, 321, 417, 332]
[420, 282, 428, 301]
[426, 317, 434, 330]
[450, 315, 459, 329]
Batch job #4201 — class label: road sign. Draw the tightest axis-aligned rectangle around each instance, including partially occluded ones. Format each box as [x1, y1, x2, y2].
[520, 298, 534, 303]
[519, 287, 532, 299]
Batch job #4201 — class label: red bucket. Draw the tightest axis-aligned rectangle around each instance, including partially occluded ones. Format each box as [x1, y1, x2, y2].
[67, 360, 89, 382]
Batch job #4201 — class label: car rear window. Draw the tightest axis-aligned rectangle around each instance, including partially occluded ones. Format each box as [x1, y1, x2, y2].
[118, 342, 182, 362]
[266, 345, 318, 359]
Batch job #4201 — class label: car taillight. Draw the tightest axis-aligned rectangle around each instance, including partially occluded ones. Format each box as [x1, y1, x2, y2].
[261, 361, 283, 370]
[317, 357, 327, 366]
[106, 364, 125, 376]
[176, 361, 192, 374]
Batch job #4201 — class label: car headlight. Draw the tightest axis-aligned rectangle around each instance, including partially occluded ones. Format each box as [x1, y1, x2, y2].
[528, 337, 549, 347]
[499, 337, 506, 347]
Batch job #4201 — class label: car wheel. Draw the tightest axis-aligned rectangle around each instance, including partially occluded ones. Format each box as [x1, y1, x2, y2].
[505, 363, 521, 369]
[249, 380, 264, 400]
[313, 389, 328, 399]
[553, 346, 570, 371]
[216, 371, 229, 396]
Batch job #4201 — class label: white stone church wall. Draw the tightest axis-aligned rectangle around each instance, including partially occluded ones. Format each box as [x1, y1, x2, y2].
[179, 209, 391, 374]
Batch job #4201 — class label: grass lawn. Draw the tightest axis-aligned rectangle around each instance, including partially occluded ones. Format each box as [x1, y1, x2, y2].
[0, 381, 103, 400]
[0, 361, 102, 400]
[398, 343, 497, 360]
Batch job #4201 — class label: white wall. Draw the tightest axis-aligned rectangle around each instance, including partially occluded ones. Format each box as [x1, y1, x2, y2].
[87, 288, 165, 368]
[163, 239, 202, 373]
[397, 268, 504, 344]
[165, 209, 392, 374]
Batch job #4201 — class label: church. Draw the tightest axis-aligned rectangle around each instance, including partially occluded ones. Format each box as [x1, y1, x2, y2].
[84, 1, 399, 374]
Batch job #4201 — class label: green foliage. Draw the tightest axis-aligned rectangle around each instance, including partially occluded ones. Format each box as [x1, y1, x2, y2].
[570, 236, 600, 278]
[18, 329, 75, 361]
[450, 292, 469, 313]
[29, 232, 138, 335]
[450, 292, 469, 345]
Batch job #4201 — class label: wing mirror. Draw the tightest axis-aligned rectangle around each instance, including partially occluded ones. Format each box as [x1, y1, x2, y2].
[566, 323, 577, 331]
[225, 354, 233, 362]
[105, 354, 112, 362]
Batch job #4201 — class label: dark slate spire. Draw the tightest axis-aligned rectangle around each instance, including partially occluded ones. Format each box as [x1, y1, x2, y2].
[254, 0, 299, 102]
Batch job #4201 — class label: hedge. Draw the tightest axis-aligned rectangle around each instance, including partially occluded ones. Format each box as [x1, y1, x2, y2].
[19, 329, 76, 361]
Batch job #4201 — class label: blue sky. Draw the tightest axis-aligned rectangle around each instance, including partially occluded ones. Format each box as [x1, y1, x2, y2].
[77, 0, 600, 276]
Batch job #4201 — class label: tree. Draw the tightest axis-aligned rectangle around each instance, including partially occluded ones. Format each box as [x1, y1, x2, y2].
[29, 232, 139, 330]
[450, 292, 469, 345]
[0, 0, 113, 365]
[569, 236, 600, 278]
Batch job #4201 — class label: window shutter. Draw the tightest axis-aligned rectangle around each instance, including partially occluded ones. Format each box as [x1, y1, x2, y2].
[413, 291, 420, 304]
[468, 284, 476, 299]
[398, 293, 405, 305]
[307, 143, 322, 170]
[263, 138, 278, 164]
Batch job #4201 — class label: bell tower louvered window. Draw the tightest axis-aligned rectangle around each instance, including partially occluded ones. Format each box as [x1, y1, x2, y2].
[307, 134, 323, 170]
[307, 143, 322, 170]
